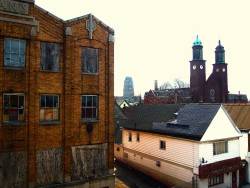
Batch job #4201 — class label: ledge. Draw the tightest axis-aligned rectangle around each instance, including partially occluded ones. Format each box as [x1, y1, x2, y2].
[4, 66, 25, 70]
[81, 119, 99, 124]
[39, 121, 61, 126]
[81, 72, 99, 76]
[2, 121, 26, 126]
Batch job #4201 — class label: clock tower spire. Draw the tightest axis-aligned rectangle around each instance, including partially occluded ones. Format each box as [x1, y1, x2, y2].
[190, 35, 206, 102]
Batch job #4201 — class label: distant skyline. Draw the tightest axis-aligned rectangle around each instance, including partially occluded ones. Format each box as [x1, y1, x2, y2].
[36, 0, 250, 99]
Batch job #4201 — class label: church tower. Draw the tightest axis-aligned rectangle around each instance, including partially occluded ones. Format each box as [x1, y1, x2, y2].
[212, 40, 228, 102]
[190, 36, 206, 102]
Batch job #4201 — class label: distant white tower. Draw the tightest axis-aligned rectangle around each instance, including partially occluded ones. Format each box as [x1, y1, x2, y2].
[123, 76, 134, 99]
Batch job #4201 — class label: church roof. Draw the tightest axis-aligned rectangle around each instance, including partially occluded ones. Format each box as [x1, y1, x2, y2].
[193, 35, 202, 46]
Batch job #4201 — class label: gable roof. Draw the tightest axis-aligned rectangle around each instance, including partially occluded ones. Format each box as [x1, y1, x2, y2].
[152, 104, 221, 140]
[224, 104, 250, 130]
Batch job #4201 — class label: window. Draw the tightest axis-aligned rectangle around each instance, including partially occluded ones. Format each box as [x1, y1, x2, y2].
[124, 152, 128, 159]
[3, 94, 24, 122]
[128, 132, 132, 142]
[213, 141, 228, 155]
[40, 95, 59, 121]
[208, 174, 224, 187]
[4, 38, 26, 68]
[41, 42, 60, 71]
[81, 47, 98, 73]
[160, 140, 166, 150]
[136, 132, 140, 142]
[156, 160, 161, 167]
[81, 95, 98, 120]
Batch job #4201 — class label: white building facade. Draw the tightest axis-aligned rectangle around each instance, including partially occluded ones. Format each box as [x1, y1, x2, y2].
[115, 104, 242, 188]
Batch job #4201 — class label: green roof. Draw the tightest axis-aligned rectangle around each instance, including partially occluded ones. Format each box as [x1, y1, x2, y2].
[193, 35, 202, 46]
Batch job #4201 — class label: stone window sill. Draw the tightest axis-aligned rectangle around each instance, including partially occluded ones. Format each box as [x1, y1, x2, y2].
[81, 119, 98, 123]
[39, 121, 61, 126]
[4, 66, 25, 70]
[2, 121, 26, 126]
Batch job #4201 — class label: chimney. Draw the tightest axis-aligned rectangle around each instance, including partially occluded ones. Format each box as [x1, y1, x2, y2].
[154, 80, 158, 91]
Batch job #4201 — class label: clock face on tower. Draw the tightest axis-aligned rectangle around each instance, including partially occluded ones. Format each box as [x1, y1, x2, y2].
[193, 65, 196, 70]
[222, 68, 226, 72]
[200, 65, 203, 69]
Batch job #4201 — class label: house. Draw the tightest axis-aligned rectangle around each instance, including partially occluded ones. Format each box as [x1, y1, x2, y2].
[0, 1, 114, 187]
[115, 104, 242, 188]
[224, 104, 250, 185]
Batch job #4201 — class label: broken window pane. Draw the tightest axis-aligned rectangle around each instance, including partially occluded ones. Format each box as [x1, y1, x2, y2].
[40, 95, 59, 122]
[4, 38, 26, 67]
[81, 48, 98, 73]
[41, 42, 60, 71]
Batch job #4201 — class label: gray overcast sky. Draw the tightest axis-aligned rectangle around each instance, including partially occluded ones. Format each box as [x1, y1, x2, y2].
[36, 0, 250, 98]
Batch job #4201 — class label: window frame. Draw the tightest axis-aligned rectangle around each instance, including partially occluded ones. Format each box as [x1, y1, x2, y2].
[4, 38, 26, 69]
[81, 95, 98, 121]
[3, 93, 25, 123]
[208, 174, 224, 187]
[160, 140, 166, 150]
[128, 132, 132, 142]
[40, 42, 61, 72]
[213, 140, 228, 155]
[39, 94, 60, 123]
[136, 132, 140, 142]
[81, 47, 99, 74]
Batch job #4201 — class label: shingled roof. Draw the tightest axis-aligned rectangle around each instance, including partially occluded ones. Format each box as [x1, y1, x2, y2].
[224, 104, 250, 130]
[152, 104, 221, 140]
[122, 104, 183, 131]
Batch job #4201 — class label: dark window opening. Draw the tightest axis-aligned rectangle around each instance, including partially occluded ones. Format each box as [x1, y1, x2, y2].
[41, 42, 60, 71]
[160, 140, 166, 150]
[81, 47, 98, 73]
[3, 94, 25, 122]
[128, 132, 132, 142]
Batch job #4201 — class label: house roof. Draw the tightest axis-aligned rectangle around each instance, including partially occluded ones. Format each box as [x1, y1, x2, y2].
[152, 104, 221, 140]
[224, 104, 250, 130]
[122, 104, 183, 131]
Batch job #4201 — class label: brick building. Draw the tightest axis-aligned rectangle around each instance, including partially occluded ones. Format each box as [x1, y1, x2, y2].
[0, 0, 114, 187]
[144, 36, 248, 104]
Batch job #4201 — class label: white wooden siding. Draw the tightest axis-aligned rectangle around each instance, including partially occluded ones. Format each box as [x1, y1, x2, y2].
[199, 139, 240, 164]
[124, 149, 194, 183]
[123, 130, 200, 169]
[201, 107, 241, 142]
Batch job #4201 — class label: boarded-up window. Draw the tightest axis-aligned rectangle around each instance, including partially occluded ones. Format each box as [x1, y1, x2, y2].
[41, 42, 60, 71]
[81, 47, 98, 73]
[3, 94, 25, 122]
[71, 144, 108, 180]
[4, 38, 26, 67]
[40, 95, 59, 121]
[213, 141, 228, 155]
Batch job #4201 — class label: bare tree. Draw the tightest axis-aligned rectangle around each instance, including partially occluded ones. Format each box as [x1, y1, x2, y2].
[173, 78, 189, 88]
[159, 81, 173, 90]
[159, 79, 189, 90]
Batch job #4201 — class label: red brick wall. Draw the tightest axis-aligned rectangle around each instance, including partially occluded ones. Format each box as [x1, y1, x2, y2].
[0, 2, 114, 187]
